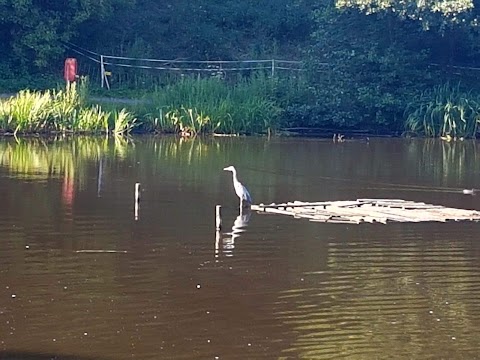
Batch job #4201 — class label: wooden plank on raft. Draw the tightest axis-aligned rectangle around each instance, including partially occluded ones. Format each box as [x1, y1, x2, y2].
[256, 201, 331, 210]
[324, 204, 400, 223]
[252, 203, 356, 224]
[251, 199, 480, 224]
[358, 204, 445, 222]
[357, 199, 444, 210]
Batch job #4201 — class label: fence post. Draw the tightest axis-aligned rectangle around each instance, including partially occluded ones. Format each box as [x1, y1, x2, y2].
[100, 55, 105, 88]
[100, 55, 111, 90]
[271, 59, 275, 77]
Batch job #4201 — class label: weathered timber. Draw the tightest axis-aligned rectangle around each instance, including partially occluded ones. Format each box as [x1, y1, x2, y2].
[251, 199, 480, 224]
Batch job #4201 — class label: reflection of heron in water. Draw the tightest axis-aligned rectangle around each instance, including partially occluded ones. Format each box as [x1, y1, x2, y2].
[223, 166, 252, 209]
[215, 208, 251, 257]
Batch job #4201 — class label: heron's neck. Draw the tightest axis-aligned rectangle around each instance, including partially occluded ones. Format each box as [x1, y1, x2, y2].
[231, 170, 238, 183]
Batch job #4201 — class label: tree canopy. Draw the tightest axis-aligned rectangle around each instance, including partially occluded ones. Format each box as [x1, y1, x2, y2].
[0, 0, 134, 70]
[335, 0, 478, 31]
[1, 0, 479, 72]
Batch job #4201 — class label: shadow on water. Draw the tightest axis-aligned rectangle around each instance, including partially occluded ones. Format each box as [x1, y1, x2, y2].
[215, 207, 251, 257]
[0, 352, 106, 360]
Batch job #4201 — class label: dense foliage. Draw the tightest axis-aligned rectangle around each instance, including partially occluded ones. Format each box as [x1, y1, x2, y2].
[336, 0, 478, 31]
[2, 0, 480, 135]
[306, 6, 433, 132]
[304, 1, 480, 134]
[75, 0, 314, 60]
[0, 0, 134, 71]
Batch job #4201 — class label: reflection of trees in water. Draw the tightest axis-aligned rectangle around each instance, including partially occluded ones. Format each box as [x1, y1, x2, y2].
[0, 136, 276, 201]
[0, 137, 108, 181]
[3, 137, 480, 197]
[0, 136, 265, 231]
[0, 136, 135, 195]
[0, 137, 127, 221]
[0, 136, 139, 178]
[215, 208, 251, 258]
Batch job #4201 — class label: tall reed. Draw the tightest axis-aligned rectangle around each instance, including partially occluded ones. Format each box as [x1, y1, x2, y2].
[77, 105, 111, 134]
[112, 108, 136, 135]
[141, 75, 282, 134]
[51, 82, 80, 131]
[7, 90, 52, 135]
[405, 83, 480, 138]
[0, 78, 136, 136]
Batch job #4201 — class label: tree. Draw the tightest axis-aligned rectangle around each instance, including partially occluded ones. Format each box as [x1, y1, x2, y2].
[306, 3, 441, 131]
[0, 0, 134, 71]
[73, 0, 315, 60]
[335, 0, 477, 31]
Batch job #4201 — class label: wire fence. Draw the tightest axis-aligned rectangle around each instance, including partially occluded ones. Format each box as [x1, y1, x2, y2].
[64, 42, 307, 90]
[64, 42, 480, 91]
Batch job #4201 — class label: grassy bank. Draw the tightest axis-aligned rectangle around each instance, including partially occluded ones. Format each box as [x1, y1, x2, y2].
[0, 75, 310, 136]
[3, 76, 478, 138]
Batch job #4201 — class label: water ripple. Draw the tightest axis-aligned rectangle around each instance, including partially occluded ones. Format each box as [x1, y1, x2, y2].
[275, 228, 480, 359]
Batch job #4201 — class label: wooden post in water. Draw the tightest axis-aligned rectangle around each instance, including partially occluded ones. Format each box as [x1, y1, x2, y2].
[215, 205, 222, 230]
[215, 205, 222, 260]
[215, 230, 220, 260]
[134, 183, 141, 220]
[97, 157, 104, 197]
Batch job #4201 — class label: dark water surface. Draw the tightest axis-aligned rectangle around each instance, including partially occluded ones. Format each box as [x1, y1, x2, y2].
[1, 136, 480, 360]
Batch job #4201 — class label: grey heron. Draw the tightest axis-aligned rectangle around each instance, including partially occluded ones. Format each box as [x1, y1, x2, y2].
[223, 165, 252, 207]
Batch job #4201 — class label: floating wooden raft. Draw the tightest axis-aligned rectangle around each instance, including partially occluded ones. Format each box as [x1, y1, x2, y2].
[251, 199, 480, 224]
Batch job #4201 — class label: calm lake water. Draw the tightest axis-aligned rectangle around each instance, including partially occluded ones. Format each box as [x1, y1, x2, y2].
[1, 136, 480, 360]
